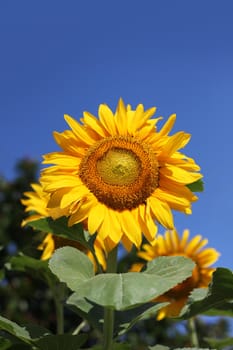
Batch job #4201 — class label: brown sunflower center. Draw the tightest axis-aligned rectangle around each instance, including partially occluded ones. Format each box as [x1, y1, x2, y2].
[79, 136, 159, 210]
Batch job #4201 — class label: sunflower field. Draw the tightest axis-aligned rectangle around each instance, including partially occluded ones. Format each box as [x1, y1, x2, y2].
[0, 100, 233, 350]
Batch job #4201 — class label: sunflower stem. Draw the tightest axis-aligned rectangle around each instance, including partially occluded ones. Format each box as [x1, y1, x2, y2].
[188, 317, 199, 347]
[53, 282, 66, 334]
[103, 246, 118, 350]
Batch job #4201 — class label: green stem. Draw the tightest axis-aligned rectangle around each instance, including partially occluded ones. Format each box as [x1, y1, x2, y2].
[72, 320, 87, 335]
[53, 282, 66, 334]
[103, 246, 118, 350]
[188, 317, 199, 347]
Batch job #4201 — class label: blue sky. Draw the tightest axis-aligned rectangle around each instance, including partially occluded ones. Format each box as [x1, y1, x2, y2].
[0, 1, 233, 270]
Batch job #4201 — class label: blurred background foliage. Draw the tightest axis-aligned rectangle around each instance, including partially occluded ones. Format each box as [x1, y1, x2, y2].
[0, 158, 232, 349]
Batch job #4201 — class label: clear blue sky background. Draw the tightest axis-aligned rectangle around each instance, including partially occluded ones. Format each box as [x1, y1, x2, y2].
[0, 1, 233, 270]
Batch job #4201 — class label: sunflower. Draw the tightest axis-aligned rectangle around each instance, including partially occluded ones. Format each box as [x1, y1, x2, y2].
[135, 229, 220, 320]
[21, 183, 106, 269]
[41, 99, 202, 251]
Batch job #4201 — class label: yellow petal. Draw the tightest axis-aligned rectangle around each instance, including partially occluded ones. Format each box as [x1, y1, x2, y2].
[156, 298, 186, 319]
[127, 104, 144, 133]
[53, 131, 86, 156]
[164, 230, 174, 253]
[83, 111, 107, 137]
[43, 175, 82, 192]
[106, 210, 122, 243]
[159, 132, 191, 157]
[119, 210, 142, 248]
[88, 203, 106, 234]
[170, 229, 180, 251]
[197, 248, 220, 267]
[160, 164, 202, 184]
[115, 98, 128, 135]
[155, 188, 192, 209]
[68, 198, 94, 226]
[47, 188, 69, 208]
[179, 229, 190, 251]
[97, 210, 113, 240]
[158, 113, 176, 136]
[43, 152, 80, 167]
[60, 185, 89, 209]
[185, 235, 208, 255]
[149, 196, 174, 229]
[38, 234, 55, 260]
[98, 104, 117, 135]
[121, 234, 133, 252]
[64, 114, 94, 145]
[138, 205, 158, 242]
[103, 237, 117, 253]
[138, 117, 162, 141]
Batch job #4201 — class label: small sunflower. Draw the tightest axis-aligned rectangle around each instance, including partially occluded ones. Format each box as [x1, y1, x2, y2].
[136, 229, 220, 320]
[21, 183, 106, 269]
[41, 99, 202, 251]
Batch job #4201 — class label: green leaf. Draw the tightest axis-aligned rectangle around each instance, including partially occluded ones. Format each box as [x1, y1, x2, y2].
[67, 293, 103, 331]
[51, 250, 194, 310]
[21, 324, 51, 339]
[49, 247, 95, 288]
[85, 344, 131, 350]
[27, 217, 86, 245]
[149, 347, 213, 350]
[0, 316, 53, 349]
[0, 336, 12, 350]
[186, 179, 204, 192]
[34, 334, 87, 350]
[67, 293, 168, 336]
[205, 337, 233, 349]
[27, 217, 101, 266]
[204, 301, 233, 317]
[0, 316, 31, 344]
[0, 268, 5, 281]
[144, 256, 194, 276]
[111, 344, 132, 350]
[181, 268, 233, 318]
[5, 254, 57, 285]
[118, 302, 169, 335]
[6, 345, 33, 350]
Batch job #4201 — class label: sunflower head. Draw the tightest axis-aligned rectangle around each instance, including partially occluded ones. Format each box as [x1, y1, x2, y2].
[136, 229, 220, 320]
[41, 99, 202, 252]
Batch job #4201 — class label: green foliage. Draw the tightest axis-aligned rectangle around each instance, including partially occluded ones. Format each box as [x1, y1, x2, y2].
[49, 247, 95, 288]
[0, 159, 39, 251]
[67, 293, 103, 331]
[34, 334, 87, 350]
[49, 247, 194, 310]
[149, 347, 212, 350]
[0, 315, 87, 350]
[27, 217, 85, 245]
[186, 179, 204, 192]
[67, 292, 169, 337]
[4, 345, 33, 350]
[27, 217, 100, 266]
[0, 316, 31, 344]
[87, 344, 132, 350]
[181, 268, 233, 318]
[0, 336, 15, 350]
[5, 254, 57, 286]
[117, 302, 170, 335]
[205, 336, 233, 349]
